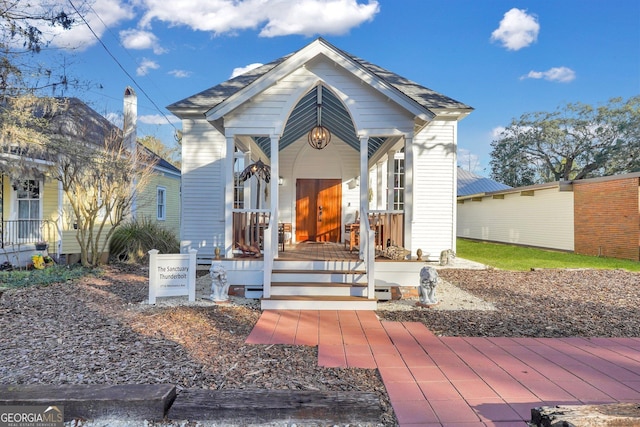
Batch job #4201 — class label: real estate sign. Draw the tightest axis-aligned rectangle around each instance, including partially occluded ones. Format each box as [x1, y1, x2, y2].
[148, 249, 197, 304]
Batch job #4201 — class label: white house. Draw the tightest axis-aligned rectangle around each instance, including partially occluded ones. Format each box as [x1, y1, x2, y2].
[168, 38, 472, 309]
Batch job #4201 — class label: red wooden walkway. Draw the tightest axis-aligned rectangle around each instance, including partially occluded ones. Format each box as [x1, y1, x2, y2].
[246, 310, 640, 426]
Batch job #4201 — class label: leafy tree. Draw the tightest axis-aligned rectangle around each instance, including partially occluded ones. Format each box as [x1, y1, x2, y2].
[490, 96, 640, 186]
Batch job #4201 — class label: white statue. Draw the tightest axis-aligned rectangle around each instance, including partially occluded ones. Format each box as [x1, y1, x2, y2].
[209, 261, 230, 302]
[418, 266, 438, 305]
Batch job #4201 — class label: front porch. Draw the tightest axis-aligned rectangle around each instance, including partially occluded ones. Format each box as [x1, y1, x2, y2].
[205, 240, 428, 311]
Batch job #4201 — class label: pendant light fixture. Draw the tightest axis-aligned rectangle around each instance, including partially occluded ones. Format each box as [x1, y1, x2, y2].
[307, 86, 331, 150]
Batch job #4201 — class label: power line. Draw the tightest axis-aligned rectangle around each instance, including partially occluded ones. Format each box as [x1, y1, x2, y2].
[83, 1, 173, 106]
[67, 0, 178, 131]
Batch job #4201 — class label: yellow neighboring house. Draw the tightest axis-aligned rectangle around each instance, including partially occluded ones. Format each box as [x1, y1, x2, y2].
[0, 87, 180, 267]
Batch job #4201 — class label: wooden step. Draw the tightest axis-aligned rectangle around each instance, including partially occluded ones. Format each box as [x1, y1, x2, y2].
[272, 269, 366, 274]
[261, 295, 377, 310]
[271, 269, 367, 284]
[270, 282, 367, 297]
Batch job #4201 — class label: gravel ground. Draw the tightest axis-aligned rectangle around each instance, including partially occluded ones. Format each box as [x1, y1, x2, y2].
[380, 268, 640, 338]
[0, 264, 638, 426]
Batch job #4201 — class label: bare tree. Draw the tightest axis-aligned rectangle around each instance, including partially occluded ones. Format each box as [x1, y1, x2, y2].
[1, 97, 157, 267]
[53, 124, 157, 267]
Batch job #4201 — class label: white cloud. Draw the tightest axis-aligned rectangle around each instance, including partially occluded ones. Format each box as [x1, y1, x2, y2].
[457, 148, 482, 173]
[137, 0, 380, 37]
[259, 0, 380, 37]
[168, 69, 192, 78]
[491, 8, 539, 51]
[21, 0, 379, 51]
[230, 63, 263, 78]
[49, 0, 135, 51]
[521, 66, 576, 83]
[136, 58, 160, 76]
[120, 28, 167, 54]
[105, 111, 123, 127]
[491, 126, 506, 139]
[139, 114, 181, 125]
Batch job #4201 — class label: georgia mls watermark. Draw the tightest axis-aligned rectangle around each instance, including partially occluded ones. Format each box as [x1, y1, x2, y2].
[0, 405, 63, 427]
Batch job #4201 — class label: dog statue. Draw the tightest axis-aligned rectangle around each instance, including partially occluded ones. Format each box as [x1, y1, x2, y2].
[419, 266, 438, 305]
[210, 261, 230, 302]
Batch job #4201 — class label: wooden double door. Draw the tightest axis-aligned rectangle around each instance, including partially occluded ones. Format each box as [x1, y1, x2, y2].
[296, 179, 342, 242]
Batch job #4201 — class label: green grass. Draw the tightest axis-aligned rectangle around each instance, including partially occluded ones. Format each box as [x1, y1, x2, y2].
[0, 265, 93, 289]
[457, 238, 640, 272]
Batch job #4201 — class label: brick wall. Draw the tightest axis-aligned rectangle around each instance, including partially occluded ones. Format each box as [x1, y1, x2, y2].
[574, 177, 640, 261]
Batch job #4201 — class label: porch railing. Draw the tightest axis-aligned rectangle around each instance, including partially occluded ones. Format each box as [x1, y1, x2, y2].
[232, 210, 271, 251]
[1, 220, 58, 249]
[368, 210, 404, 249]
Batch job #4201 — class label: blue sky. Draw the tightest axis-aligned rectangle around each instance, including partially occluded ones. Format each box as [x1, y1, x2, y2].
[33, 0, 640, 176]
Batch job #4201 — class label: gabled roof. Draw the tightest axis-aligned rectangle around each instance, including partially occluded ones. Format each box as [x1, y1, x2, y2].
[457, 168, 511, 197]
[53, 98, 181, 174]
[167, 38, 473, 118]
[9, 97, 180, 175]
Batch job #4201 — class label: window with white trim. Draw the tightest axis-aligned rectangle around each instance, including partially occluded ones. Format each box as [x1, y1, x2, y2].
[393, 151, 405, 210]
[16, 180, 41, 240]
[233, 152, 245, 209]
[157, 186, 166, 220]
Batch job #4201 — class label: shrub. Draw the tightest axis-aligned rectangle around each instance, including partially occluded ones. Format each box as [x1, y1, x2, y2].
[109, 218, 180, 264]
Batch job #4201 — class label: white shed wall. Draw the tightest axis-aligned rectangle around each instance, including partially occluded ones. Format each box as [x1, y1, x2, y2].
[457, 188, 575, 251]
[411, 120, 457, 260]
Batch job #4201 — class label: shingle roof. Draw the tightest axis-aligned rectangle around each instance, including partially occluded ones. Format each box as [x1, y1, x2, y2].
[457, 168, 511, 196]
[52, 98, 180, 174]
[167, 38, 472, 115]
[166, 56, 290, 113]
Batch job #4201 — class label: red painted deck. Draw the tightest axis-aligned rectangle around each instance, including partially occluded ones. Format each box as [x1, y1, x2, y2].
[247, 310, 640, 426]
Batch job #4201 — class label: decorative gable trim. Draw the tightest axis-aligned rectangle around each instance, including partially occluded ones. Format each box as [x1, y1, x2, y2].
[205, 38, 435, 124]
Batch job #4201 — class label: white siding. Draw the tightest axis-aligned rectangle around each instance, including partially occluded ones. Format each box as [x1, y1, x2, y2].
[225, 59, 414, 137]
[457, 188, 574, 251]
[180, 118, 226, 255]
[411, 120, 457, 260]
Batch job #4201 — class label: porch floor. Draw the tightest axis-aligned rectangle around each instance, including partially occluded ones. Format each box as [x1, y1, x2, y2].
[277, 241, 360, 261]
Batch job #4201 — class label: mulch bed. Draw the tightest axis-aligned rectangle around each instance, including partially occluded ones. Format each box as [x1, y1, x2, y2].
[0, 264, 638, 425]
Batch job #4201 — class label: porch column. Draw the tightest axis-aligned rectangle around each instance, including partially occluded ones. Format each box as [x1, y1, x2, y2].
[403, 135, 414, 254]
[224, 135, 235, 258]
[359, 136, 369, 255]
[269, 134, 280, 255]
[386, 149, 395, 211]
[376, 160, 384, 209]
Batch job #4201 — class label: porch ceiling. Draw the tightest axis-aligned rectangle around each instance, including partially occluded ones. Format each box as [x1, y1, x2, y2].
[253, 86, 388, 158]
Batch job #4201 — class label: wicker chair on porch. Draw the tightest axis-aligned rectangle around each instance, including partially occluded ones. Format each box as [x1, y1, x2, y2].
[278, 223, 292, 251]
[344, 223, 359, 252]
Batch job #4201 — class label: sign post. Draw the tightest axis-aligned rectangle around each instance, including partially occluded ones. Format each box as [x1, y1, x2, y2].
[148, 249, 197, 304]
